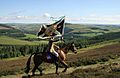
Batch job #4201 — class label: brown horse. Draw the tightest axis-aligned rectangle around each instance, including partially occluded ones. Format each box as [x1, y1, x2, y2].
[25, 42, 77, 76]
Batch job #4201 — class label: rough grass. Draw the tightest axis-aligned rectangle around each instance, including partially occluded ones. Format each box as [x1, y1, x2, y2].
[67, 43, 120, 67]
[0, 56, 27, 77]
[65, 63, 120, 78]
[80, 38, 120, 52]
[30, 60, 120, 78]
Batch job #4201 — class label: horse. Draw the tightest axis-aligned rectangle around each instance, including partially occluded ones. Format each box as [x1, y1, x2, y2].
[25, 42, 77, 76]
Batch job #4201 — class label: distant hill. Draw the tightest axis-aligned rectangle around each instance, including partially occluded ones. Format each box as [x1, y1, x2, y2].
[0, 24, 15, 30]
[0, 24, 25, 38]
[1, 23, 120, 40]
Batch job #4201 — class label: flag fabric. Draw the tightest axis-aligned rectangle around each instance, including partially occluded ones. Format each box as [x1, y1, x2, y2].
[37, 16, 65, 39]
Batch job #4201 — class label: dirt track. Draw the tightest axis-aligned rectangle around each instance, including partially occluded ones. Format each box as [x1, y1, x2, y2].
[1, 58, 120, 78]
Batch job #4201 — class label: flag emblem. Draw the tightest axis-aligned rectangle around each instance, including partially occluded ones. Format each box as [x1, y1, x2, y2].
[38, 16, 65, 39]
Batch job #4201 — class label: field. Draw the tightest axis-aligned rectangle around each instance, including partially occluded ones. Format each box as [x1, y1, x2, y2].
[21, 34, 37, 39]
[0, 36, 47, 45]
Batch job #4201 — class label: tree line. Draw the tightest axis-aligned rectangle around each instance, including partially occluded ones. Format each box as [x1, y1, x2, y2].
[0, 44, 47, 59]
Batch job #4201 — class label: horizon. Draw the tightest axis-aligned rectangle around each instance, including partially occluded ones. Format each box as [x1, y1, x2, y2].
[0, 22, 120, 25]
[0, 0, 120, 24]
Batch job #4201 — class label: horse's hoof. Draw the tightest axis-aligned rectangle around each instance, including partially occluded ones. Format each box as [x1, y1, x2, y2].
[40, 73, 43, 76]
[22, 76, 28, 78]
[31, 74, 35, 76]
[62, 70, 66, 72]
[28, 75, 31, 78]
[55, 72, 59, 75]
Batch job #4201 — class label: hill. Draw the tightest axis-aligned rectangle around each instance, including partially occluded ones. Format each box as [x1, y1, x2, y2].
[0, 42, 119, 77]
[0, 24, 25, 38]
[4, 23, 120, 39]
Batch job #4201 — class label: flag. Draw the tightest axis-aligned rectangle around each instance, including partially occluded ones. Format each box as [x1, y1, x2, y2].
[37, 16, 65, 39]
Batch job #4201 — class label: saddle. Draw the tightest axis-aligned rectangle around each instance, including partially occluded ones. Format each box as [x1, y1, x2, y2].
[46, 43, 61, 60]
[46, 52, 58, 61]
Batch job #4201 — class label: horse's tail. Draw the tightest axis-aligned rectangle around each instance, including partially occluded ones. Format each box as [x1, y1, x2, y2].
[24, 53, 35, 74]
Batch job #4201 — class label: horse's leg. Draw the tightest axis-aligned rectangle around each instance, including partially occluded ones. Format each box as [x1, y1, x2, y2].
[54, 62, 59, 74]
[37, 67, 43, 76]
[60, 61, 68, 72]
[32, 61, 43, 76]
[32, 65, 37, 76]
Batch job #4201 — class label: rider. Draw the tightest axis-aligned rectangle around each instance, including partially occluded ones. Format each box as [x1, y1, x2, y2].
[38, 23, 63, 60]
[46, 38, 59, 57]
[45, 37, 62, 61]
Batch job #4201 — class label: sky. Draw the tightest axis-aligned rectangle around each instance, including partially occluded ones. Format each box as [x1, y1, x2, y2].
[0, 0, 120, 24]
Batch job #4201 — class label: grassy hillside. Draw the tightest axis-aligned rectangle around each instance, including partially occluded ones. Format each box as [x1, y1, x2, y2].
[24, 34, 37, 38]
[0, 42, 120, 77]
[7, 23, 42, 34]
[64, 24, 120, 38]
[0, 24, 15, 29]
[0, 36, 46, 45]
[0, 24, 25, 38]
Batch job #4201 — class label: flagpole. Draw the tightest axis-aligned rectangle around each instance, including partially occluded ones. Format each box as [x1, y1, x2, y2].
[62, 16, 65, 40]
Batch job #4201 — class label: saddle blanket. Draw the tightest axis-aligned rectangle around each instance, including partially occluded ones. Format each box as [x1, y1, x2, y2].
[46, 52, 58, 60]
[47, 55, 52, 59]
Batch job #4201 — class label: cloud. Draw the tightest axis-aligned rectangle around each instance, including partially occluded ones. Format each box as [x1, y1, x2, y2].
[67, 15, 120, 24]
[43, 13, 51, 18]
[0, 16, 41, 20]
[0, 15, 52, 23]
[0, 15, 120, 24]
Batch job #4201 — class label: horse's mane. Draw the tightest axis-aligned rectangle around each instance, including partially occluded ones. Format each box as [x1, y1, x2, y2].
[57, 42, 72, 49]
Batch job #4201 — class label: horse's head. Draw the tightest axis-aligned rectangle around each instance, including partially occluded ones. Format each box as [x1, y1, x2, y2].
[69, 42, 77, 54]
